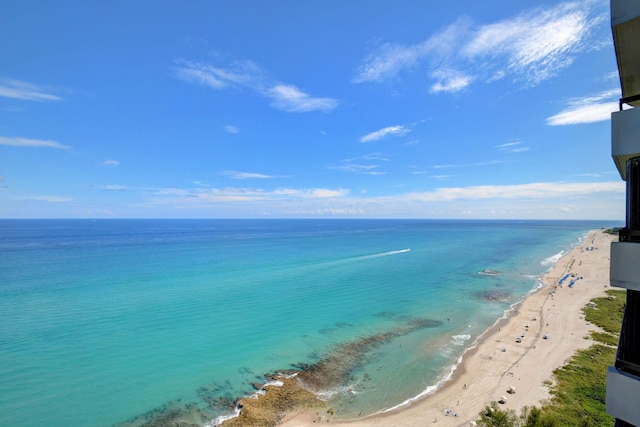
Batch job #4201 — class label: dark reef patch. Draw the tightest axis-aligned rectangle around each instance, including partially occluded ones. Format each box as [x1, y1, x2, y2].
[473, 289, 512, 302]
[221, 316, 443, 426]
[115, 401, 212, 427]
[118, 316, 444, 427]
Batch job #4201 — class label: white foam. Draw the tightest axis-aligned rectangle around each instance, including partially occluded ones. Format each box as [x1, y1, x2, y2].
[358, 248, 411, 260]
[207, 378, 287, 425]
[380, 356, 465, 414]
[451, 334, 471, 346]
[381, 384, 438, 413]
[541, 250, 564, 266]
[264, 379, 284, 387]
[315, 383, 360, 400]
[207, 407, 241, 426]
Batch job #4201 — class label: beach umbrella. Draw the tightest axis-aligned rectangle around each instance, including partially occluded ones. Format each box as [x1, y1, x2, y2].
[507, 386, 516, 394]
[499, 396, 508, 404]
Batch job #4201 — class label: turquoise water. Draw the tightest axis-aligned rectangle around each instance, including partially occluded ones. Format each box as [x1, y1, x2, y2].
[0, 219, 619, 426]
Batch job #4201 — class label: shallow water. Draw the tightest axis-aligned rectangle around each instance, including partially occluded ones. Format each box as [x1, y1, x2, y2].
[0, 219, 619, 426]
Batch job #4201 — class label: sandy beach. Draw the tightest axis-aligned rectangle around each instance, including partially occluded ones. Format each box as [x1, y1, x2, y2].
[280, 229, 616, 427]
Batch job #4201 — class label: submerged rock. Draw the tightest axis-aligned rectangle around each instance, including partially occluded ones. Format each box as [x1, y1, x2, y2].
[221, 316, 443, 426]
[221, 376, 322, 426]
[115, 402, 211, 427]
[475, 289, 512, 302]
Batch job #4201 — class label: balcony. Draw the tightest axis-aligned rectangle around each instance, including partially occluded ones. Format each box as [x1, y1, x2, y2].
[612, 0, 640, 106]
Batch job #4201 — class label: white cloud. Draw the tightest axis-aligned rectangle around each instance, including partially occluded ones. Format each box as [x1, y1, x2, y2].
[353, 18, 470, 83]
[546, 88, 620, 125]
[397, 181, 623, 202]
[353, 1, 602, 90]
[0, 78, 62, 101]
[331, 152, 389, 174]
[432, 160, 509, 169]
[99, 185, 127, 191]
[175, 59, 338, 113]
[352, 43, 427, 84]
[287, 207, 366, 216]
[152, 186, 349, 204]
[547, 102, 618, 125]
[429, 69, 473, 93]
[144, 180, 623, 219]
[497, 141, 530, 153]
[360, 125, 409, 143]
[266, 84, 338, 112]
[102, 159, 120, 167]
[174, 64, 227, 89]
[225, 125, 239, 134]
[174, 59, 265, 90]
[463, 2, 601, 86]
[155, 182, 622, 204]
[224, 171, 276, 179]
[330, 163, 381, 174]
[15, 195, 73, 203]
[0, 136, 70, 150]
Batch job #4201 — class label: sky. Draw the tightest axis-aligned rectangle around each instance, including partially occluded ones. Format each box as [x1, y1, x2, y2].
[0, 0, 629, 219]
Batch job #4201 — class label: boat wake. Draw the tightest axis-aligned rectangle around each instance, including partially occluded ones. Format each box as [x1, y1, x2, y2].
[352, 248, 411, 261]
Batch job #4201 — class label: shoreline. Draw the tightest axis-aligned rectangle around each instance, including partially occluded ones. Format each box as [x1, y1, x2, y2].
[280, 229, 616, 426]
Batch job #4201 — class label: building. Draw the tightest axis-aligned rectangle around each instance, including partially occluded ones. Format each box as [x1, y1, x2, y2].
[607, 1, 640, 425]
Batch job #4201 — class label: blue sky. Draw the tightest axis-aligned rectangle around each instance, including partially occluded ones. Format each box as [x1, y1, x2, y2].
[0, 0, 627, 219]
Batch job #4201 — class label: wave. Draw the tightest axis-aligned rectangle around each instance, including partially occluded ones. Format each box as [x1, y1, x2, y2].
[380, 353, 464, 414]
[541, 250, 564, 266]
[207, 407, 241, 427]
[451, 334, 472, 346]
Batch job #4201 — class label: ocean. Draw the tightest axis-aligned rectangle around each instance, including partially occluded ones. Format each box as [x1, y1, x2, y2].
[0, 219, 620, 426]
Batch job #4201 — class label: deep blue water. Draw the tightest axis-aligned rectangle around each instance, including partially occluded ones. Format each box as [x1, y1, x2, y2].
[0, 219, 620, 426]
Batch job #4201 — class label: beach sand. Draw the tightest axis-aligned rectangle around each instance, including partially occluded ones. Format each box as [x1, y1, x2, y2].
[280, 229, 616, 427]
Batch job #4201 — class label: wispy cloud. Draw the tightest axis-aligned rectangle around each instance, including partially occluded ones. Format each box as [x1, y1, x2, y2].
[0, 78, 62, 101]
[0, 136, 70, 150]
[152, 186, 349, 203]
[175, 59, 338, 113]
[395, 181, 622, 202]
[174, 59, 265, 89]
[330, 163, 382, 174]
[266, 84, 338, 112]
[330, 152, 390, 175]
[432, 159, 508, 169]
[429, 69, 473, 93]
[546, 88, 619, 125]
[99, 185, 127, 191]
[352, 42, 428, 84]
[15, 195, 73, 203]
[145, 180, 622, 219]
[287, 207, 366, 216]
[354, 1, 603, 90]
[102, 159, 120, 167]
[497, 141, 530, 153]
[225, 125, 239, 134]
[352, 18, 470, 83]
[223, 171, 279, 179]
[461, 2, 599, 85]
[360, 125, 410, 143]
